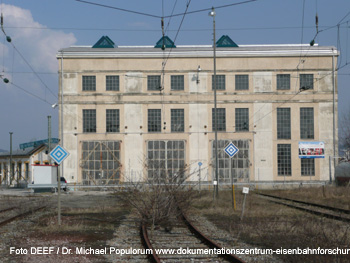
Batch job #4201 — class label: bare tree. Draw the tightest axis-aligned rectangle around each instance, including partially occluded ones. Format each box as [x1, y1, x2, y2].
[116, 159, 198, 232]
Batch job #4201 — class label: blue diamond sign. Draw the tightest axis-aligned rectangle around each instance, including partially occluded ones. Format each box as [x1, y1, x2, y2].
[224, 142, 239, 158]
[50, 145, 70, 165]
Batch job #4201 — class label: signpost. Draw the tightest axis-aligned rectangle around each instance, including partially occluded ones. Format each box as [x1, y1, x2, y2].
[198, 162, 202, 192]
[224, 142, 239, 209]
[241, 187, 249, 220]
[50, 145, 70, 225]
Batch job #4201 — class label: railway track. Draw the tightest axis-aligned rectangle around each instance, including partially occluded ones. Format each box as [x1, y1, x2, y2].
[140, 212, 246, 263]
[256, 192, 350, 222]
[0, 205, 47, 227]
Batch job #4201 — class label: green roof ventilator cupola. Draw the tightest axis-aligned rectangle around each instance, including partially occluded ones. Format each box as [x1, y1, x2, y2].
[154, 36, 176, 49]
[92, 36, 116, 48]
[216, 35, 238, 47]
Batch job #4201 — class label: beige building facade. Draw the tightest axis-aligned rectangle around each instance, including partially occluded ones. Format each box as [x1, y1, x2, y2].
[57, 36, 338, 185]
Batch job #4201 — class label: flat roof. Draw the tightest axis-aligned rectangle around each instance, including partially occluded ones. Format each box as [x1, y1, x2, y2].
[57, 44, 338, 59]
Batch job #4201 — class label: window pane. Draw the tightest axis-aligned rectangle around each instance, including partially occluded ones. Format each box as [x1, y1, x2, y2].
[148, 75, 161, 91]
[277, 74, 290, 90]
[106, 109, 120, 133]
[106, 75, 119, 91]
[212, 108, 226, 131]
[212, 75, 225, 90]
[83, 109, 96, 133]
[300, 74, 314, 90]
[277, 108, 291, 139]
[212, 139, 250, 183]
[82, 76, 96, 91]
[235, 108, 249, 132]
[300, 108, 314, 139]
[235, 75, 249, 90]
[171, 75, 184, 90]
[301, 158, 315, 176]
[148, 109, 161, 132]
[147, 140, 186, 183]
[171, 109, 184, 132]
[277, 144, 291, 176]
[81, 141, 121, 185]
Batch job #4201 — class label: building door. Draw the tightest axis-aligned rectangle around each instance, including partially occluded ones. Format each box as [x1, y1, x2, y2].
[80, 141, 121, 185]
[211, 140, 250, 184]
[147, 140, 186, 183]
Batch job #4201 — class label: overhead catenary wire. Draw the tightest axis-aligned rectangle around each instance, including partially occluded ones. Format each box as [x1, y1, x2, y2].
[75, 0, 258, 19]
[0, 10, 58, 100]
[3, 24, 350, 32]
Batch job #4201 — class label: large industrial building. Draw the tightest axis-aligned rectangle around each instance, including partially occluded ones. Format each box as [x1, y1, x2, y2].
[57, 35, 338, 185]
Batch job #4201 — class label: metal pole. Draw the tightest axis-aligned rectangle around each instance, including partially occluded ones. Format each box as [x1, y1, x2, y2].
[9, 132, 13, 187]
[240, 193, 247, 220]
[329, 155, 332, 184]
[48, 116, 51, 164]
[198, 164, 201, 192]
[332, 51, 337, 174]
[209, 7, 218, 199]
[58, 52, 64, 225]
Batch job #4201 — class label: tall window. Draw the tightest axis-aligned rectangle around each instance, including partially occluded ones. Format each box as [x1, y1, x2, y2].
[171, 109, 184, 132]
[211, 140, 250, 183]
[300, 74, 314, 90]
[300, 108, 314, 139]
[277, 144, 291, 176]
[82, 76, 96, 91]
[212, 108, 226, 131]
[148, 75, 161, 91]
[106, 75, 119, 91]
[277, 74, 290, 90]
[171, 75, 184, 91]
[147, 140, 185, 183]
[83, 109, 96, 133]
[235, 108, 249, 132]
[301, 159, 315, 176]
[148, 109, 161, 132]
[106, 109, 120, 133]
[277, 108, 291, 139]
[235, 75, 249, 90]
[212, 75, 226, 90]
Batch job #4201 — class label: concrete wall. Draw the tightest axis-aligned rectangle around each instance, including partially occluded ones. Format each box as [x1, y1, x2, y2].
[58, 47, 338, 184]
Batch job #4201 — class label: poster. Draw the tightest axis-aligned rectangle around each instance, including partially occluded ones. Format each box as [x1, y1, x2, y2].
[298, 141, 325, 159]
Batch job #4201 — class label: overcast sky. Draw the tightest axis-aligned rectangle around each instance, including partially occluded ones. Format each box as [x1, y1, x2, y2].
[0, 0, 349, 150]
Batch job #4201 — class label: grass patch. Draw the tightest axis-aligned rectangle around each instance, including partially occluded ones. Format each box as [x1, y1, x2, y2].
[192, 189, 350, 263]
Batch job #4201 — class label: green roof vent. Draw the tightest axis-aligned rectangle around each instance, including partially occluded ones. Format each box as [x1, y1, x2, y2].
[154, 36, 176, 49]
[216, 35, 238, 47]
[92, 36, 116, 48]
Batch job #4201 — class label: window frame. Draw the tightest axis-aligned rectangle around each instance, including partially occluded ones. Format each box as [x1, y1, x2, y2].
[147, 75, 161, 91]
[277, 144, 292, 176]
[82, 76, 96, 91]
[300, 107, 314, 139]
[277, 74, 290, 90]
[212, 108, 226, 132]
[235, 74, 249, 90]
[277, 108, 291, 139]
[106, 109, 120, 133]
[235, 108, 249, 132]
[83, 109, 97, 133]
[171, 75, 184, 91]
[301, 158, 315, 176]
[171, 109, 185, 133]
[106, 75, 120, 91]
[212, 75, 226, 90]
[148, 109, 162, 132]
[300, 74, 314, 90]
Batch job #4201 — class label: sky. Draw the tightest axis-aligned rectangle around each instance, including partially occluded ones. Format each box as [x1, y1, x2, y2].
[0, 0, 349, 150]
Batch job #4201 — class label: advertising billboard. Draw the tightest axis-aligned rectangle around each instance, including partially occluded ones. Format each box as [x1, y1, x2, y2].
[299, 141, 325, 159]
